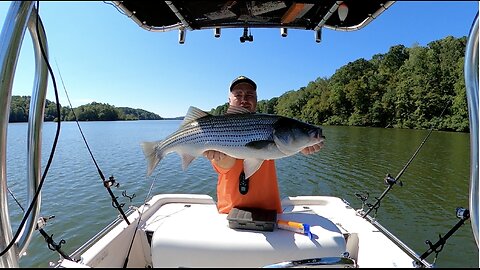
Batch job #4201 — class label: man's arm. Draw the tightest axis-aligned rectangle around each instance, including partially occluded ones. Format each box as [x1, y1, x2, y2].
[203, 150, 236, 170]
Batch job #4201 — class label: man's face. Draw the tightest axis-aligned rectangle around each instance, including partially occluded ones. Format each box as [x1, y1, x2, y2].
[229, 82, 257, 112]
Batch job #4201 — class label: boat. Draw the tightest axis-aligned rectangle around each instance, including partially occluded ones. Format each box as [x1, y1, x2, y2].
[0, 1, 478, 268]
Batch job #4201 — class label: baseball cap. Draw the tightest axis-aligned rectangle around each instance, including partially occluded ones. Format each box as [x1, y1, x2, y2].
[230, 75, 257, 91]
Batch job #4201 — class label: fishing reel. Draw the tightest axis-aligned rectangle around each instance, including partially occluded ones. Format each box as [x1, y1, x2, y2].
[384, 173, 402, 187]
[456, 207, 470, 220]
[418, 206, 471, 264]
[36, 215, 55, 230]
[240, 27, 253, 43]
[103, 175, 120, 188]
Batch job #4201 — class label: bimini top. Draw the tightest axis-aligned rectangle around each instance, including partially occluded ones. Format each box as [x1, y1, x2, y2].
[112, 1, 395, 43]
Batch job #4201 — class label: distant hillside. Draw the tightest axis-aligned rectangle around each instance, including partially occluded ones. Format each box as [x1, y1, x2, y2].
[9, 96, 162, 122]
[116, 107, 163, 120]
[163, 116, 184, 120]
[209, 36, 469, 132]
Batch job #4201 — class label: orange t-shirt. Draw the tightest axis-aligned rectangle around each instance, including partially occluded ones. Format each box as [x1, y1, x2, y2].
[212, 159, 282, 214]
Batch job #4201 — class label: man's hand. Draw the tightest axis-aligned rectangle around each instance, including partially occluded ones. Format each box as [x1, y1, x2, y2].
[203, 150, 227, 161]
[204, 150, 236, 169]
[301, 141, 324, 155]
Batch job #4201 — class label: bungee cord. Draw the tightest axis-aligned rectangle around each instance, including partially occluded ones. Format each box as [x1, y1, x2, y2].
[2, 1, 131, 260]
[1, 1, 61, 257]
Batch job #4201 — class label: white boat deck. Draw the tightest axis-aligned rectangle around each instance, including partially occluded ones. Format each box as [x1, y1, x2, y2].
[59, 194, 422, 268]
[282, 196, 418, 268]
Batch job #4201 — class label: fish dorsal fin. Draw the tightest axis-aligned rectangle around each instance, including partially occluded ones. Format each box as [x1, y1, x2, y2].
[226, 106, 251, 115]
[181, 106, 210, 127]
[243, 158, 264, 179]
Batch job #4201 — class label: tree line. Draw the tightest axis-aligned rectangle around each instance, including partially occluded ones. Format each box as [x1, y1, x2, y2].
[211, 36, 469, 132]
[10, 36, 469, 132]
[9, 97, 162, 122]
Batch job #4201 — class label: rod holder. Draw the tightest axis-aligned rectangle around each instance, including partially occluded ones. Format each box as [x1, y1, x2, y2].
[178, 28, 186, 44]
[315, 29, 322, 43]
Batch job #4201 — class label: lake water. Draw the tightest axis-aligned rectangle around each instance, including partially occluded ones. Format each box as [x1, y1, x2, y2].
[4, 120, 478, 268]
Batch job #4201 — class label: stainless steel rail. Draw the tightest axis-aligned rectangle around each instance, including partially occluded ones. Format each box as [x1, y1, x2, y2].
[364, 215, 432, 267]
[0, 1, 49, 266]
[263, 256, 356, 268]
[313, 1, 343, 32]
[112, 1, 183, 32]
[322, 1, 396, 32]
[19, 3, 50, 257]
[464, 12, 479, 247]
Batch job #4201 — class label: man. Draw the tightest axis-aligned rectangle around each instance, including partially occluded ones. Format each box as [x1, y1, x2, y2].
[203, 75, 323, 214]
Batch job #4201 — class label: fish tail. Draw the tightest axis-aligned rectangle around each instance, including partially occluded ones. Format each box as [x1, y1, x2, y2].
[141, 141, 163, 176]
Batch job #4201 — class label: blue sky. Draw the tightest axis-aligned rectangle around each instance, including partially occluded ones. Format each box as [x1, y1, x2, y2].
[0, 1, 478, 118]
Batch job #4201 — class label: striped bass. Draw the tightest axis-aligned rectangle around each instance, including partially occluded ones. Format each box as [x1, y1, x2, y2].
[141, 106, 325, 178]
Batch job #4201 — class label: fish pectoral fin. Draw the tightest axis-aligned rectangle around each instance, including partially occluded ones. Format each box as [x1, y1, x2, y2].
[181, 153, 196, 171]
[243, 159, 264, 179]
[273, 136, 296, 156]
[245, 140, 275, 150]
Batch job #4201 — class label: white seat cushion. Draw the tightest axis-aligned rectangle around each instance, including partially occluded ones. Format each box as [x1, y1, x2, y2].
[150, 203, 346, 268]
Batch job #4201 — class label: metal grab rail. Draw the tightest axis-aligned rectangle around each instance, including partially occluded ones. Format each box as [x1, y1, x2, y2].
[262, 256, 356, 268]
[464, 12, 479, 247]
[20, 2, 50, 257]
[0, 1, 49, 267]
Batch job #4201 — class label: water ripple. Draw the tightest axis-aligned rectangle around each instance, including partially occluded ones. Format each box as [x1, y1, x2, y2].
[4, 122, 476, 268]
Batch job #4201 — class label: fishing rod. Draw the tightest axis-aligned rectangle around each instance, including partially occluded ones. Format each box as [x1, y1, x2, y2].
[417, 207, 470, 265]
[360, 102, 450, 218]
[55, 61, 132, 226]
[7, 188, 72, 260]
[36, 216, 72, 260]
[356, 101, 471, 266]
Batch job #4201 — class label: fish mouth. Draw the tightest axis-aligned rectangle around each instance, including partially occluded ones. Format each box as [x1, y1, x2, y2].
[309, 129, 325, 142]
